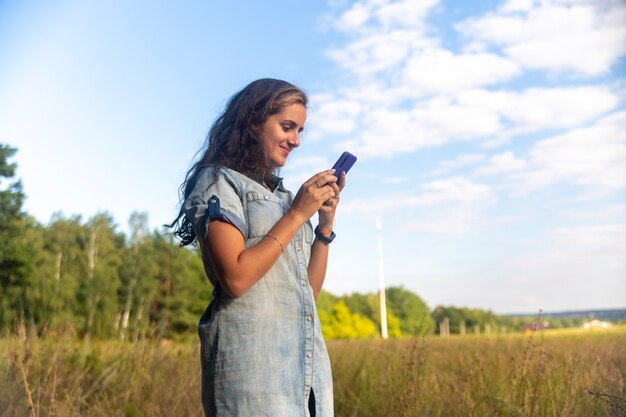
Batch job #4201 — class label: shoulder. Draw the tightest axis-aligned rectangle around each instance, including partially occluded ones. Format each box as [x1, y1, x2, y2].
[193, 166, 244, 194]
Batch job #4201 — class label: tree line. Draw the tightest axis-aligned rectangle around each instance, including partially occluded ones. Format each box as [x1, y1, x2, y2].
[1, 144, 212, 340]
[0, 144, 587, 340]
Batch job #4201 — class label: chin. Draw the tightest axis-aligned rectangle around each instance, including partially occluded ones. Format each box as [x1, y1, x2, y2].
[273, 156, 288, 167]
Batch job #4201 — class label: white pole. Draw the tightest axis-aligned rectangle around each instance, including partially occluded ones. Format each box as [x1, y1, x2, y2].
[376, 218, 388, 339]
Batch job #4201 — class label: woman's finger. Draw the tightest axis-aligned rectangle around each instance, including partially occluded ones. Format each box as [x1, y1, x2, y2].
[338, 171, 347, 192]
[322, 195, 339, 206]
[316, 174, 340, 190]
[305, 170, 336, 188]
[318, 185, 336, 200]
[327, 181, 340, 195]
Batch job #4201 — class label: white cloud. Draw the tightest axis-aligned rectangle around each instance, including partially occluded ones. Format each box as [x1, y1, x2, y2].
[402, 207, 482, 234]
[382, 176, 408, 184]
[402, 177, 494, 234]
[458, 0, 626, 75]
[419, 177, 494, 205]
[342, 176, 494, 214]
[516, 111, 626, 191]
[434, 153, 486, 175]
[315, 0, 626, 203]
[334, 0, 439, 33]
[326, 0, 441, 78]
[414, 98, 503, 138]
[543, 223, 626, 272]
[316, 0, 625, 159]
[458, 86, 619, 132]
[551, 224, 626, 253]
[335, 83, 619, 159]
[317, 18, 619, 158]
[336, 97, 503, 158]
[327, 29, 430, 77]
[476, 151, 527, 175]
[402, 48, 521, 94]
[336, 107, 444, 157]
[308, 98, 362, 137]
[335, 1, 373, 32]
[317, 0, 626, 310]
[374, 0, 440, 29]
[500, 0, 536, 12]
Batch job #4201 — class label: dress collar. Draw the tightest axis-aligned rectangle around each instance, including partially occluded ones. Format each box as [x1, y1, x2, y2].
[267, 174, 287, 193]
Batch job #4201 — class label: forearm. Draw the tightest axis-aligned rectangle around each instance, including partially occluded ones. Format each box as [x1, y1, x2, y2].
[307, 226, 333, 299]
[207, 209, 305, 297]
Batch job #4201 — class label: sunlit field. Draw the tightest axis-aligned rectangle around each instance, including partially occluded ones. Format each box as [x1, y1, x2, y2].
[329, 327, 626, 417]
[1, 327, 624, 417]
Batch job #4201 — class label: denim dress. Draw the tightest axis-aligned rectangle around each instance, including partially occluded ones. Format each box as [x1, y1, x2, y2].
[184, 167, 334, 417]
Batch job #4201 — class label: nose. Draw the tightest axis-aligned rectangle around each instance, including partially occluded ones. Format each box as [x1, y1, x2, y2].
[288, 132, 300, 149]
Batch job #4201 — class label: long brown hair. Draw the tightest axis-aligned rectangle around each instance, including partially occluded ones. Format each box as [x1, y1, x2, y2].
[169, 78, 308, 246]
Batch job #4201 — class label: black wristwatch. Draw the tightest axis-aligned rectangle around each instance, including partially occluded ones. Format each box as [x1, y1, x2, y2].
[314, 226, 336, 244]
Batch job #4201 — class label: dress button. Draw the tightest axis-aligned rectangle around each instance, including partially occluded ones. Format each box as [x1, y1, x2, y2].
[306, 352, 312, 358]
[264, 195, 269, 200]
[306, 315, 312, 322]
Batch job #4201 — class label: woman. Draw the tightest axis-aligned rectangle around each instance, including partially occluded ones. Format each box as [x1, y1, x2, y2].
[170, 78, 345, 417]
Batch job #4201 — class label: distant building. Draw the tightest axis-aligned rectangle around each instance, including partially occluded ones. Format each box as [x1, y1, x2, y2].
[582, 320, 612, 329]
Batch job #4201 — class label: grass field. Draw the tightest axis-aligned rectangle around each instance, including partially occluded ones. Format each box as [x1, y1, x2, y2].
[1, 327, 624, 417]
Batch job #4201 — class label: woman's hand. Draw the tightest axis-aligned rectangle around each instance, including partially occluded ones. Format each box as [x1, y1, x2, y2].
[317, 171, 345, 233]
[288, 170, 338, 225]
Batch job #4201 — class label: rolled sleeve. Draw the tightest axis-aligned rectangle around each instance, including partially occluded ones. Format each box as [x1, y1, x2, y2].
[183, 167, 247, 243]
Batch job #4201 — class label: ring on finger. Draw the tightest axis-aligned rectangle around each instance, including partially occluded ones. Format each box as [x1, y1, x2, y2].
[315, 181, 321, 188]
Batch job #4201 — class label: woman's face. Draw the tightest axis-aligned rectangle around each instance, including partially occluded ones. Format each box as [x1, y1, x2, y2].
[256, 102, 306, 168]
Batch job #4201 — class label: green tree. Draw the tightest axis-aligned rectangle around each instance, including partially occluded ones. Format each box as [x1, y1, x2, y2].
[151, 233, 212, 339]
[315, 290, 339, 317]
[432, 305, 504, 334]
[343, 292, 375, 320]
[0, 145, 35, 331]
[0, 145, 24, 222]
[41, 214, 89, 332]
[80, 213, 124, 339]
[386, 286, 435, 336]
[117, 212, 159, 341]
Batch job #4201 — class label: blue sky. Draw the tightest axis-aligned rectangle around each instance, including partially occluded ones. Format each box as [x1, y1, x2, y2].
[1, 0, 625, 313]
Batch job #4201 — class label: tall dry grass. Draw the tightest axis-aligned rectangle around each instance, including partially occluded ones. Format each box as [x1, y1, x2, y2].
[329, 328, 626, 417]
[1, 327, 624, 417]
[0, 331, 203, 417]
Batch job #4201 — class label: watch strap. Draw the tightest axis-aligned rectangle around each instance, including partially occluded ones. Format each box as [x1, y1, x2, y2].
[314, 226, 336, 244]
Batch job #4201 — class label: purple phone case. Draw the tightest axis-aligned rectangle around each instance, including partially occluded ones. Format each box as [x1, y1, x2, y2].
[332, 151, 357, 179]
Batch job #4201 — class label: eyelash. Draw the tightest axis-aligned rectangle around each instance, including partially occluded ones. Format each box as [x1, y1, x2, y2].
[281, 124, 303, 134]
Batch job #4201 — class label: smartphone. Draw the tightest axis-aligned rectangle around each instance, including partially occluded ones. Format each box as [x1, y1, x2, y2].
[332, 151, 357, 184]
